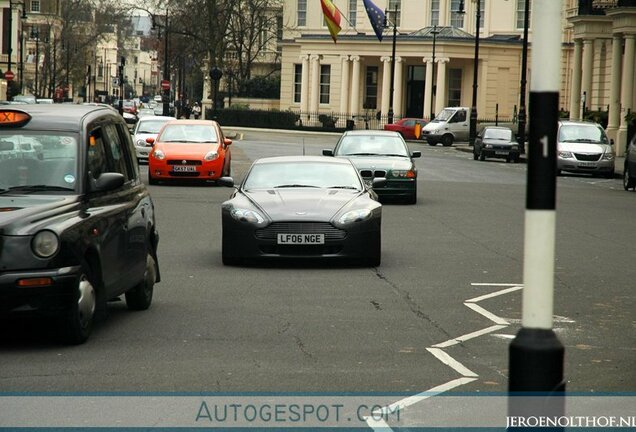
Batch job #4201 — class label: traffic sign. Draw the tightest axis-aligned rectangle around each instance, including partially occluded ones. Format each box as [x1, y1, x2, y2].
[4, 71, 15, 81]
[161, 80, 170, 90]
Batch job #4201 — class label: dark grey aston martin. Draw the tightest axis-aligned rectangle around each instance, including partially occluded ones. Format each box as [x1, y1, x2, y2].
[219, 156, 383, 266]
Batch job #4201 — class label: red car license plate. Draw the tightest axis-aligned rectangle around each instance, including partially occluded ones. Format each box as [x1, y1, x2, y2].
[172, 165, 197, 172]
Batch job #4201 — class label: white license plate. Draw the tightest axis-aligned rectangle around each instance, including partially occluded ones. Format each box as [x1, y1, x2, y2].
[495, 151, 508, 155]
[277, 233, 325, 245]
[172, 165, 197, 172]
[578, 162, 596, 168]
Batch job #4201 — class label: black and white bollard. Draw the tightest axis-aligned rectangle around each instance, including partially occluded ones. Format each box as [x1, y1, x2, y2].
[508, 0, 566, 423]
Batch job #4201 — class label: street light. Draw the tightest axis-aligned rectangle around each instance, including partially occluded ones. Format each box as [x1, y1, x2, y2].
[458, 0, 481, 146]
[517, 0, 530, 154]
[7, 0, 27, 100]
[430, 25, 440, 120]
[384, 5, 399, 124]
[152, 9, 171, 116]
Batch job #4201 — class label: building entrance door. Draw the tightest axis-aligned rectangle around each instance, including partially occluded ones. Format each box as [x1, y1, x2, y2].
[405, 66, 425, 118]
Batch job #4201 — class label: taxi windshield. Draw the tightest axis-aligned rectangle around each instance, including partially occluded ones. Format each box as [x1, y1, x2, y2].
[0, 132, 78, 193]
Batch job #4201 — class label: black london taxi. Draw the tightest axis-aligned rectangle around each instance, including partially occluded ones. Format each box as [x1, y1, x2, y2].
[0, 105, 160, 344]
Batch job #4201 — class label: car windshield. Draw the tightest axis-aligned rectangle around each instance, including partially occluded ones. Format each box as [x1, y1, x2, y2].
[0, 132, 78, 192]
[243, 161, 362, 190]
[335, 135, 409, 157]
[483, 128, 513, 140]
[137, 119, 171, 134]
[158, 124, 218, 143]
[559, 124, 608, 144]
[432, 108, 455, 122]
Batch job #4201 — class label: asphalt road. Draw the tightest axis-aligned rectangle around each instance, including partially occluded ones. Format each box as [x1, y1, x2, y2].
[1, 129, 634, 397]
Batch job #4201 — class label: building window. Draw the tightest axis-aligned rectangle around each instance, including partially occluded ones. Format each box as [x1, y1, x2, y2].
[276, 15, 283, 41]
[349, 0, 357, 26]
[319, 65, 331, 104]
[480, 0, 485, 28]
[448, 68, 462, 107]
[516, 0, 530, 30]
[293, 64, 302, 104]
[30, 0, 40, 13]
[450, 0, 464, 28]
[98, 62, 104, 78]
[297, 0, 307, 26]
[431, 0, 440, 26]
[364, 66, 378, 110]
[388, 0, 401, 27]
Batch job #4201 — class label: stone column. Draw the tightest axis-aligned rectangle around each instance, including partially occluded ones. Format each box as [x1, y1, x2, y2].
[339, 55, 350, 121]
[569, 39, 583, 120]
[424, 58, 434, 119]
[581, 39, 594, 115]
[350, 55, 361, 116]
[393, 57, 404, 118]
[617, 34, 635, 156]
[300, 54, 310, 114]
[434, 58, 449, 114]
[381, 56, 391, 119]
[439, 0, 450, 26]
[607, 34, 623, 142]
[309, 54, 321, 116]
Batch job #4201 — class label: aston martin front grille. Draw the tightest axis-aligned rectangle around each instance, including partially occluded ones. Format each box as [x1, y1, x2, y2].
[255, 222, 346, 241]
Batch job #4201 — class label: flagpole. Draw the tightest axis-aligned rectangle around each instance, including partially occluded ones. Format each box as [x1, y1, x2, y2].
[386, 5, 398, 124]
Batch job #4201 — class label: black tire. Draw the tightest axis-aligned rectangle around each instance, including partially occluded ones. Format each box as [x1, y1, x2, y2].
[405, 189, 417, 204]
[479, 151, 486, 161]
[62, 267, 97, 345]
[427, 141, 437, 146]
[556, 169, 562, 176]
[442, 134, 453, 146]
[222, 254, 242, 266]
[125, 253, 156, 311]
[512, 154, 520, 163]
[148, 171, 158, 185]
[364, 233, 382, 267]
[603, 170, 615, 179]
[623, 163, 636, 190]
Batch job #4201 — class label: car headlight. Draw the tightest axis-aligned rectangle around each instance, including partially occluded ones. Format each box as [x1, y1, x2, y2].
[32, 230, 59, 258]
[511, 144, 519, 150]
[602, 152, 614, 160]
[204, 151, 219, 161]
[391, 170, 416, 178]
[558, 151, 574, 158]
[338, 208, 372, 225]
[484, 144, 493, 149]
[152, 149, 165, 160]
[230, 208, 265, 224]
[136, 139, 150, 147]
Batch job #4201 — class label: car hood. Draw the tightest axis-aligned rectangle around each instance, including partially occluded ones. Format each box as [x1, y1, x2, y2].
[341, 156, 413, 171]
[155, 142, 219, 158]
[244, 188, 360, 221]
[0, 195, 79, 235]
[558, 142, 610, 153]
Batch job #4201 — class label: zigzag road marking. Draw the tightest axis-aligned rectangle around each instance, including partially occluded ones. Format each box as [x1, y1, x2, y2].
[366, 283, 523, 431]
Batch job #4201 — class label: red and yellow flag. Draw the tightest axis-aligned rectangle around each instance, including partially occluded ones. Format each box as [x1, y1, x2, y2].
[321, 0, 342, 43]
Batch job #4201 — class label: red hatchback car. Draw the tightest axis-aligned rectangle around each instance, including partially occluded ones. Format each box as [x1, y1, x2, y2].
[383, 118, 428, 140]
[147, 119, 232, 184]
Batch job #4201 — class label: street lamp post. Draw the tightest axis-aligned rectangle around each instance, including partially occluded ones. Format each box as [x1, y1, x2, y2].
[430, 25, 440, 120]
[7, 1, 27, 100]
[517, 0, 530, 154]
[385, 5, 398, 125]
[469, 0, 481, 146]
[162, 10, 170, 116]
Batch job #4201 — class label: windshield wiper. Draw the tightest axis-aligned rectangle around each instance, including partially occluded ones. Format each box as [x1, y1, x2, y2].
[379, 153, 408, 157]
[273, 184, 319, 188]
[564, 138, 601, 143]
[327, 186, 359, 190]
[7, 185, 74, 193]
[344, 152, 378, 156]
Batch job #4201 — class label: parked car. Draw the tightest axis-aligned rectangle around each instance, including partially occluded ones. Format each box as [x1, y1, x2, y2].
[0, 105, 160, 344]
[556, 120, 614, 178]
[623, 133, 636, 191]
[147, 119, 232, 184]
[12, 94, 37, 104]
[323, 130, 420, 204]
[137, 108, 156, 118]
[383, 118, 428, 140]
[132, 115, 176, 162]
[422, 106, 470, 146]
[219, 156, 383, 266]
[473, 126, 520, 162]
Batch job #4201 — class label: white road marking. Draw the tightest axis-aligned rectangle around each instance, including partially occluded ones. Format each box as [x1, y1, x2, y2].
[464, 302, 509, 325]
[426, 348, 479, 378]
[491, 333, 516, 340]
[432, 324, 507, 348]
[465, 286, 523, 303]
[365, 416, 392, 431]
[471, 283, 522, 286]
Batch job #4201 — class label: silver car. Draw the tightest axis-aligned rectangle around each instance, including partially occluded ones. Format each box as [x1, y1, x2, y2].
[132, 115, 176, 162]
[556, 120, 614, 178]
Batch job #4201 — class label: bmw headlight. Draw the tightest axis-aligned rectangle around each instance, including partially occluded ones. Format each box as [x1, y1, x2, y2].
[32, 230, 59, 258]
[602, 152, 614, 160]
[391, 170, 416, 178]
[152, 149, 165, 160]
[204, 151, 219, 161]
[485, 144, 493, 149]
[230, 208, 265, 224]
[559, 151, 574, 158]
[338, 208, 372, 225]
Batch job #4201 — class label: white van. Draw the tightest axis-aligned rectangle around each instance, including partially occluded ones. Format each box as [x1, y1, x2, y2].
[422, 106, 470, 146]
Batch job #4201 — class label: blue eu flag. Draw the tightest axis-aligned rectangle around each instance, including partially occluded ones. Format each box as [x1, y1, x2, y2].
[363, 0, 386, 42]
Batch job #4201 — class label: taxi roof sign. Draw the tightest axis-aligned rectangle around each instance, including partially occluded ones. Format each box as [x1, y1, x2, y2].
[0, 110, 31, 127]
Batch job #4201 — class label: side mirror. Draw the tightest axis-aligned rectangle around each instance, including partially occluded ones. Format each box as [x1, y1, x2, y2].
[372, 177, 387, 189]
[224, 138, 233, 146]
[411, 151, 421, 158]
[146, 137, 155, 146]
[91, 172, 125, 192]
[217, 176, 234, 187]
[322, 149, 334, 156]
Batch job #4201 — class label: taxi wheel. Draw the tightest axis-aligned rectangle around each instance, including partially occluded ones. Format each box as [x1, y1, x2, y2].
[63, 269, 97, 344]
[125, 253, 156, 311]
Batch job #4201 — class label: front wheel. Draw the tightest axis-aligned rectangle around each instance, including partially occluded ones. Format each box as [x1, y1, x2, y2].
[125, 253, 156, 311]
[623, 164, 636, 190]
[62, 269, 97, 344]
[363, 234, 381, 267]
[442, 134, 454, 146]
